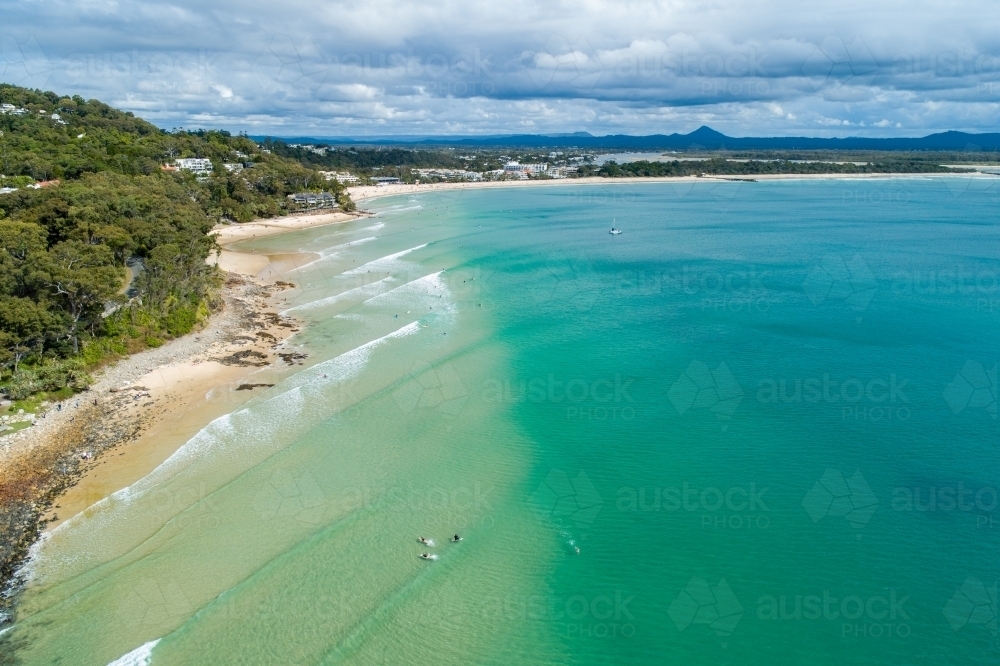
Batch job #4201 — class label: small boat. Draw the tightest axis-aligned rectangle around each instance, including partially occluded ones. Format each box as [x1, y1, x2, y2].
[609, 219, 623, 235]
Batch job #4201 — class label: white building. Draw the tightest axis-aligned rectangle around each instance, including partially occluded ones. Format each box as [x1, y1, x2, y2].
[223, 163, 243, 173]
[413, 168, 482, 181]
[288, 192, 337, 208]
[175, 158, 213, 176]
[318, 171, 360, 184]
[503, 161, 549, 175]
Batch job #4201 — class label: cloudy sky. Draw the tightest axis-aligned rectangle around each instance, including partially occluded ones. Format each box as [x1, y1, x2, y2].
[1, 0, 999, 137]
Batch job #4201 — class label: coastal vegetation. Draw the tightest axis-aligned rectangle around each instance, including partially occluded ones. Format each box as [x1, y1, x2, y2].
[0, 84, 347, 403]
[262, 142, 511, 183]
[590, 157, 971, 178]
[0, 84, 980, 405]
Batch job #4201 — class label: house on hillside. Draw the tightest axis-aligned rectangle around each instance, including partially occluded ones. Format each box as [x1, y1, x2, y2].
[175, 158, 213, 176]
[287, 192, 338, 208]
[319, 171, 360, 184]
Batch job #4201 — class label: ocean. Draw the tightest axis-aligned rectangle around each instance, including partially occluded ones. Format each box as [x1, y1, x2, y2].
[4, 178, 999, 665]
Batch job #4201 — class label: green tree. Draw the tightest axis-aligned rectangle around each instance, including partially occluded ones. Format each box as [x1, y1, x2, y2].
[39, 241, 120, 353]
[0, 296, 52, 372]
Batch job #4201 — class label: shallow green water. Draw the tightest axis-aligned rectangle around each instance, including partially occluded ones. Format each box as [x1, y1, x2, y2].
[4, 178, 1000, 664]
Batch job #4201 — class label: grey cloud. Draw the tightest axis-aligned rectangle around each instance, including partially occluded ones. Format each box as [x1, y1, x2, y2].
[1, 0, 999, 135]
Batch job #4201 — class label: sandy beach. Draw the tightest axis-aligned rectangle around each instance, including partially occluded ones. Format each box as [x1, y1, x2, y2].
[211, 210, 362, 245]
[348, 171, 1000, 203]
[0, 233, 317, 601]
[208, 210, 364, 280]
[5, 171, 998, 538]
[4, 169, 998, 619]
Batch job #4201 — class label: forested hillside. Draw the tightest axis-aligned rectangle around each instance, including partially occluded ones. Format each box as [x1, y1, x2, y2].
[0, 84, 347, 401]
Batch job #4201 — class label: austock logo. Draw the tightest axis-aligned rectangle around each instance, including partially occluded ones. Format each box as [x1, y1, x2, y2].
[528, 34, 602, 92]
[668, 577, 744, 647]
[801, 35, 877, 91]
[943, 577, 997, 635]
[116, 576, 193, 630]
[802, 253, 878, 314]
[253, 34, 328, 94]
[0, 34, 52, 86]
[252, 468, 329, 526]
[802, 469, 878, 536]
[943, 360, 997, 419]
[668, 360, 744, 430]
[531, 256, 599, 310]
[528, 469, 603, 529]
[392, 360, 469, 417]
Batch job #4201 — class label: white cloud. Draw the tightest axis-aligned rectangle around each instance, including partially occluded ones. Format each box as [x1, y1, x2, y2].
[2, 0, 999, 136]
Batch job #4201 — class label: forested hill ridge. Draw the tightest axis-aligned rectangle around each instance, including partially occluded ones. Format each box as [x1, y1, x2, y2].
[0, 84, 348, 403]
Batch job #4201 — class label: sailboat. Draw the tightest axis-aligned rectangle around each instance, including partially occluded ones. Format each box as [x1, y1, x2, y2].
[609, 219, 623, 235]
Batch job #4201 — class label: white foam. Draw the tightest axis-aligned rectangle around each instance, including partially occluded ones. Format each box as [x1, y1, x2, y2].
[292, 237, 378, 271]
[283, 276, 394, 313]
[383, 204, 423, 215]
[363, 273, 456, 326]
[342, 244, 427, 276]
[362, 222, 385, 232]
[363, 272, 446, 305]
[106, 640, 160, 666]
[25, 322, 422, 584]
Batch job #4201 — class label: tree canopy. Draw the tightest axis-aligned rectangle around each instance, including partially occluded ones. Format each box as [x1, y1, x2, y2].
[0, 84, 348, 400]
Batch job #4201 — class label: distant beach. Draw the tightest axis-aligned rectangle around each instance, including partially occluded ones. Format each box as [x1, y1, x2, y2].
[348, 171, 1000, 203]
[10, 170, 996, 556]
[5, 169, 998, 581]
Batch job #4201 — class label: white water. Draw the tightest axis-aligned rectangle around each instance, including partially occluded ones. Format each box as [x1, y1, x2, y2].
[106, 639, 160, 666]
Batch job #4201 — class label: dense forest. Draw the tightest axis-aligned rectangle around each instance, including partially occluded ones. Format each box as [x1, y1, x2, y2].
[0, 84, 347, 402]
[260, 142, 510, 178]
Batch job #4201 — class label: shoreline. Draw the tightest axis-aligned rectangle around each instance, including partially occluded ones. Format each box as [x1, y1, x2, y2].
[0, 251, 316, 623]
[211, 210, 364, 246]
[0, 208, 366, 623]
[348, 171, 1000, 203]
[0, 275, 301, 602]
[40, 276, 303, 532]
[3, 171, 997, 632]
[208, 209, 364, 280]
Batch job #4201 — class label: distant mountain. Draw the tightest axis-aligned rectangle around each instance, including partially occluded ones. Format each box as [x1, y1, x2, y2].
[258, 126, 1000, 152]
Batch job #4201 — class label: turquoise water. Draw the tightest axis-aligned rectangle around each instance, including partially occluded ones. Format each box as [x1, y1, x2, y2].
[4, 178, 1000, 664]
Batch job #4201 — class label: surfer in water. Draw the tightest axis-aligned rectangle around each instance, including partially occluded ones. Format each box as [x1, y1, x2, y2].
[451, 534, 462, 542]
[420, 553, 432, 560]
[418, 536, 430, 545]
